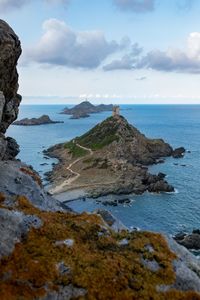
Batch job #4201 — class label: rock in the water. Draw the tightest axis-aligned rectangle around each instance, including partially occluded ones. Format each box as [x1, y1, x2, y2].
[172, 147, 186, 158]
[148, 180, 174, 193]
[61, 100, 113, 119]
[13, 114, 64, 126]
[174, 230, 200, 250]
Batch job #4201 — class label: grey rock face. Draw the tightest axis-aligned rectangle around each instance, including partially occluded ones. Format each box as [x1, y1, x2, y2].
[157, 237, 200, 293]
[0, 208, 42, 259]
[0, 160, 71, 212]
[0, 20, 21, 160]
[0, 91, 5, 123]
[0, 20, 22, 134]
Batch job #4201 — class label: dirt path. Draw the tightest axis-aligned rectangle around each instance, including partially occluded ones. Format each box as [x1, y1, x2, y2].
[49, 142, 93, 194]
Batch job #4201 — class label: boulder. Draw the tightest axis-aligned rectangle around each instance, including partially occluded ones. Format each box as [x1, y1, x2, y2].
[174, 230, 200, 250]
[172, 147, 186, 158]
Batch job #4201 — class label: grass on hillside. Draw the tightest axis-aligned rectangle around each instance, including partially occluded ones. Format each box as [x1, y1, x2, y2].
[64, 141, 88, 158]
[76, 116, 120, 150]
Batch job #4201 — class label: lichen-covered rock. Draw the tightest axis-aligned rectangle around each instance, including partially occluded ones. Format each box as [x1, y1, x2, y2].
[0, 19, 22, 134]
[0, 196, 200, 300]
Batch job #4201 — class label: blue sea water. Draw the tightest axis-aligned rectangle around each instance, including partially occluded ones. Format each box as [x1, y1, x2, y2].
[7, 104, 200, 235]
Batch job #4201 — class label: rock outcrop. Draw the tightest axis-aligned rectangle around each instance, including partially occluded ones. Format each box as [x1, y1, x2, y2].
[174, 230, 200, 250]
[172, 147, 186, 158]
[0, 20, 21, 133]
[0, 20, 22, 160]
[13, 114, 64, 126]
[61, 100, 113, 119]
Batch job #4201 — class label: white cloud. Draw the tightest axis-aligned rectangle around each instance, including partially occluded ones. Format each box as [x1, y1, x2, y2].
[137, 32, 200, 73]
[104, 32, 200, 74]
[24, 19, 128, 69]
[103, 43, 143, 71]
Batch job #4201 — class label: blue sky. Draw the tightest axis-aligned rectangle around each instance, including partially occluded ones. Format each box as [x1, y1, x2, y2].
[1, 0, 200, 104]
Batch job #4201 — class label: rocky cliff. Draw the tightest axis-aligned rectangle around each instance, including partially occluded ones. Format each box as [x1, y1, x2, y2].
[1, 20, 200, 300]
[0, 20, 22, 160]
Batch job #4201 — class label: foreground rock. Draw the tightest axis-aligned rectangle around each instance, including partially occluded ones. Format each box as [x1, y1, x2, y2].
[13, 114, 63, 126]
[174, 230, 200, 250]
[1, 195, 200, 300]
[0, 20, 22, 160]
[61, 100, 113, 119]
[46, 115, 178, 196]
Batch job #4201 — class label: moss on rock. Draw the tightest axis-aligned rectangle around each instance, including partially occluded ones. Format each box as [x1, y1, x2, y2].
[0, 196, 200, 299]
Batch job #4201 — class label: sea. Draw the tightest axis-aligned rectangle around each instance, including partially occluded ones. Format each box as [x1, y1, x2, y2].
[7, 104, 200, 236]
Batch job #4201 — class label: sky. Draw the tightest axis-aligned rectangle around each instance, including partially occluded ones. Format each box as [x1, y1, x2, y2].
[1, 0, 200, 104]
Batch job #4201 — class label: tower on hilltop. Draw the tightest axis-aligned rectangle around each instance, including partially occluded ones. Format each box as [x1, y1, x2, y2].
[112, 105, 120, 117]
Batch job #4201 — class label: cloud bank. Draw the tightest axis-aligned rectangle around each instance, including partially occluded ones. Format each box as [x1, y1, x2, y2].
[24, 19, 129, 69]
[104, 32, 200, 74]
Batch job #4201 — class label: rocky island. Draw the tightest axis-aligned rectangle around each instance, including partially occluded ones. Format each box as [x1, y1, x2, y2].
[13, 114, 63, 126]
[1, 19, 200, 300]
[61, 100, 113, 119]
[46, 110, 184, 197]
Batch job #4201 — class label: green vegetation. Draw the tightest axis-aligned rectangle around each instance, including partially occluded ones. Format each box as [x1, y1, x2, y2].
[76, 116, 120, 150]
[64, 141, 88, 157]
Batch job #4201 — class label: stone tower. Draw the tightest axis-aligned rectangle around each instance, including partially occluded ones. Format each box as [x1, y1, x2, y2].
[112, 105, 120, 117]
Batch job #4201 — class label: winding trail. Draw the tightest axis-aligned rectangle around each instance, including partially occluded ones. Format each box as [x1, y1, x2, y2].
[49, 142, 93, 194]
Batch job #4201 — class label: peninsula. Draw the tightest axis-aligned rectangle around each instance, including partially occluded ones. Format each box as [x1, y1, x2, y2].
[13, 115, 64, 126]
[46, 110, 184, 196]
[60, 100, 113, 119]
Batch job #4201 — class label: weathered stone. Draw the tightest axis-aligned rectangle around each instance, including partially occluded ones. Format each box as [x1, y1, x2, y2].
[0, 208, 42, 259]
[0, 20, 22, 133]
[0, 160, 71, 212]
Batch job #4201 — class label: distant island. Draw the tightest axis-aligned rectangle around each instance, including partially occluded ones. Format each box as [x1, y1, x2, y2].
[60, 100, 113, 119]
[46, 110, 185, 196]
[13, 115, 64, 126]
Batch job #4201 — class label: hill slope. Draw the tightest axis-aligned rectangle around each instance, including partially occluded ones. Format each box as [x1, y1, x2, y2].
[46, 114, 183, 196]
[75, 115, 173, 164]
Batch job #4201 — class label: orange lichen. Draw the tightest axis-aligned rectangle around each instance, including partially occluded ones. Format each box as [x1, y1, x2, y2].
[0, 193, 5, 204]
[20, 167, 42, 187]
[0, 196, 200, 300]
